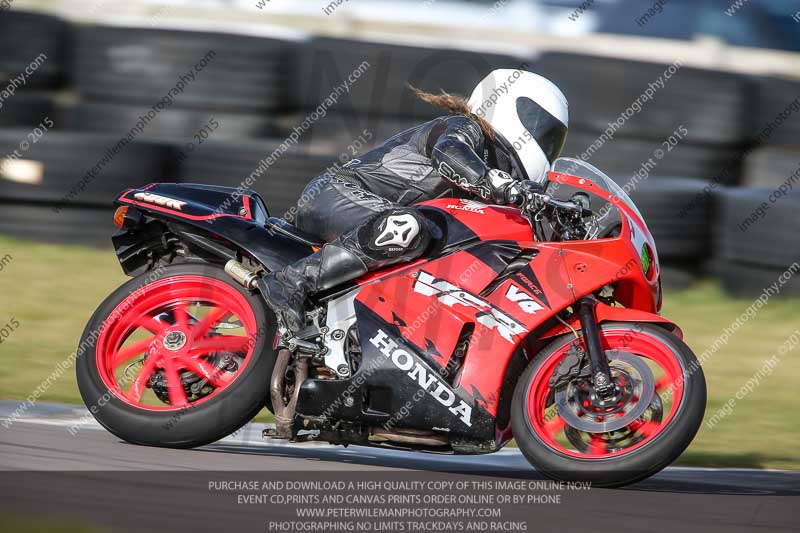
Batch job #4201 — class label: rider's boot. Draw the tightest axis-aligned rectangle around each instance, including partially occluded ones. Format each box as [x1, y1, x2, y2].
[261, 241, 367, 333]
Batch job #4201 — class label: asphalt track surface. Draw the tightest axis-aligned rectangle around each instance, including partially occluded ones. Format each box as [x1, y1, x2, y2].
[0, 402, 797, 533]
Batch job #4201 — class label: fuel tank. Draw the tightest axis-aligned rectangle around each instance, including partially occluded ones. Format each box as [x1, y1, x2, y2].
[416, 197, 534, 248]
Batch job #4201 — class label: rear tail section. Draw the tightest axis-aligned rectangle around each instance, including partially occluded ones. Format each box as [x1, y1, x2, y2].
[112, 183, 315, 275]
[118, 182, 261, 223]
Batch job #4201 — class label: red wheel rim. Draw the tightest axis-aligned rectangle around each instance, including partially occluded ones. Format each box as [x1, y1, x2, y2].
[95, 275, 258, 411]
[526, 328, 685, 459]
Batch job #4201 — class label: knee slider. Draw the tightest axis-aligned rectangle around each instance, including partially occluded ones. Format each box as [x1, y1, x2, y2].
[360, 208, 431, 259]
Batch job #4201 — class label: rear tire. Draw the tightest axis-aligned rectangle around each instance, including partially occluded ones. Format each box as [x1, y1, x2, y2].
[512, 323, 706, 487]
[76, 263, 277, 448]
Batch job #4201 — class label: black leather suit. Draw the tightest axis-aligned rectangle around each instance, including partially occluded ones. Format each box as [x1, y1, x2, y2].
[295, 114, 522, 272]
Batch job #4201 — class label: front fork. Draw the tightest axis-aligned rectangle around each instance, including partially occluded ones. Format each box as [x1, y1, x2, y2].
[576, 298, 615, 396]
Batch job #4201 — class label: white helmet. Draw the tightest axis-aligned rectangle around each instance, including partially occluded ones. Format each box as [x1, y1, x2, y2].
[468, 69, 569, 185]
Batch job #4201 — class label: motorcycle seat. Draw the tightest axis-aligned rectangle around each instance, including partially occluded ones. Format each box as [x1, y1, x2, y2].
[266, 217, 324, 248]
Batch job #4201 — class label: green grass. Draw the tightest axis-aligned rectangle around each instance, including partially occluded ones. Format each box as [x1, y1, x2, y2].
[663, 282, 800, 470]
[0, 235, 797, 469]
[0, 236, 127, 404]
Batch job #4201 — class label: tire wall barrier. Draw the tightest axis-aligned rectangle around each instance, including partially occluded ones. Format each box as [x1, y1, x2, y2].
[0, 11, 798, 296]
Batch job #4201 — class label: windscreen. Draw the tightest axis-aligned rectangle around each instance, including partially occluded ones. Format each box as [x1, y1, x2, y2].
[545, 157, 646, 241]
[551, 158, 644, 220]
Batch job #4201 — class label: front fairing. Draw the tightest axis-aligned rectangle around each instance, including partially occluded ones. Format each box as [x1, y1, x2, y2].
[545, 158, 661, 309]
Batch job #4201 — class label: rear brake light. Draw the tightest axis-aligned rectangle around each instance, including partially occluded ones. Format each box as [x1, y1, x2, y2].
[113, 206, 129, 228]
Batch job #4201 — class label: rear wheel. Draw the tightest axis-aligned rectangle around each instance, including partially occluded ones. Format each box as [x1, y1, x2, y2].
[512, 322, 706, 487]
[77, 263, 277, 448]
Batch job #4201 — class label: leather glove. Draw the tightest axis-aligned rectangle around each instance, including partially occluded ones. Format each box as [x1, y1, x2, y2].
[486, 169, 515, 205]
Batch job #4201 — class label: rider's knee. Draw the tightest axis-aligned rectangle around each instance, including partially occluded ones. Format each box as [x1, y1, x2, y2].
[357, 208, 431, 261]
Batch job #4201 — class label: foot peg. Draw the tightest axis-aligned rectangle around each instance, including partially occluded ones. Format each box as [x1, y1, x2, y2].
[281, 325, 327, 356]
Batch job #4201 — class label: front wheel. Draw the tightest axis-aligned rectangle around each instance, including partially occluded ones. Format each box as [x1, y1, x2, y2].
[512, 322, 706, 487]
[76, 263, 277, 448]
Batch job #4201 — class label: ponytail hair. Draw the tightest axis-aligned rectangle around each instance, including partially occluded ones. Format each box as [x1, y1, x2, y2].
[409, 85, 496, 141]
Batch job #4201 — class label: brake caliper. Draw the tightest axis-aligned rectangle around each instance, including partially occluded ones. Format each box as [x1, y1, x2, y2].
[549, 342, 590, 390]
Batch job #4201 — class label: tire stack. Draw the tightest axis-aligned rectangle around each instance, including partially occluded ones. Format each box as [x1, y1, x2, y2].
[534, 52, 755, 290]
[713, 187, 800, 297]
[0, 131, 173, 245]
[0, 12, 107, 245]
[58, 24, 341, 229]
[710, 76, 800, 297]
[292, 37, 526, 152]
[0, 10, 65, 130]
[62, 24, 303, 141]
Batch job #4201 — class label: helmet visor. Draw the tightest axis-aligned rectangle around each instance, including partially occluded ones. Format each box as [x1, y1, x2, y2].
[516, 97, 568, 164]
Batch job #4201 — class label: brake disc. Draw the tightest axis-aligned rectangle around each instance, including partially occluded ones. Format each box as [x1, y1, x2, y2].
[554, 350, 655, 433]
[564, 394, 663, 452]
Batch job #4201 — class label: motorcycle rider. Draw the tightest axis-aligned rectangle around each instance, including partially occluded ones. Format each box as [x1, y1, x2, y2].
[262, 69, 569, 333]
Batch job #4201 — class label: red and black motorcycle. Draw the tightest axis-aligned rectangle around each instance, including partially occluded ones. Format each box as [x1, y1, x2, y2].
[77, 157, 706, 487]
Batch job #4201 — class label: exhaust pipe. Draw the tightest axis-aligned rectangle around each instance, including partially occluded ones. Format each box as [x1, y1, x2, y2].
[270, 348, 308, 439]
[371, 428, 448, 447]
[225, 259, 258, 289]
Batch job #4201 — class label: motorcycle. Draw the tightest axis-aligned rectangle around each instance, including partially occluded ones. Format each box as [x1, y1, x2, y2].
[77, 157, 706, 487]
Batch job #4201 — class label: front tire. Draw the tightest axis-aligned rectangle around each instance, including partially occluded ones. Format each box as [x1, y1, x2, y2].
[76, 263, 277, 448]
[512, 322, 706, 487]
